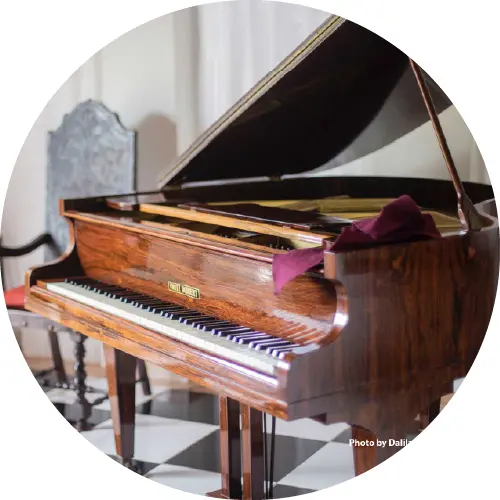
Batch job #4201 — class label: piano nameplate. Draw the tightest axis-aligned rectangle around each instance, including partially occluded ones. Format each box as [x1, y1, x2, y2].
[168, 281, 201, 299]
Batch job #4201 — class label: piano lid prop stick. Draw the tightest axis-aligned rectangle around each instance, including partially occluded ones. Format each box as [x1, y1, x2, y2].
[409, 59, 488, 231]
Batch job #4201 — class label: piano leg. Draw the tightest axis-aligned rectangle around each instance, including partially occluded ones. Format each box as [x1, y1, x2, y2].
[208, 396, 243, 499]
[351, 426, 405, 475]
[241, 404, 265, 500]
[103, 345, 137, 470]
[136, 360, 152, 397]
[419, 399, 441, 429]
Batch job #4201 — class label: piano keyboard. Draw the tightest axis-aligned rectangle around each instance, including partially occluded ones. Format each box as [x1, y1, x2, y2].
[46, 278, 299, 376]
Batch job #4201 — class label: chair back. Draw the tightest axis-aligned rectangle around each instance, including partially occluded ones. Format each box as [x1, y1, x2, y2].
[45, 100, 136, 259]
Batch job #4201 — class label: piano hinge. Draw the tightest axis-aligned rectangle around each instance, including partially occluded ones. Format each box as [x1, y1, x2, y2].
[162, 183, 183, 192]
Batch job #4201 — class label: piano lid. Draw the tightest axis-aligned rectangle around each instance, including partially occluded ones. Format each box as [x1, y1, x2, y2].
[158, 15, 451, 188]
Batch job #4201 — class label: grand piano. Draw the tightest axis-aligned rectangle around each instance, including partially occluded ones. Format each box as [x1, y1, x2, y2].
[24, 15, 498, 500]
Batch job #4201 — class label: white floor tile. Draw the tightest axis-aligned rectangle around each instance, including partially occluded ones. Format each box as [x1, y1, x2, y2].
[279, 442, 355, 491]
[265, 414, 350, 442]
[82, 414, 217, 464]
[146, 464, 222, 495]
[46, 376, 165, 410]
[45, 387, 104, 406]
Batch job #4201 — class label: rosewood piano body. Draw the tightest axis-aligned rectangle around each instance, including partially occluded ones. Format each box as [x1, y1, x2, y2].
[24, 15, 498, 500]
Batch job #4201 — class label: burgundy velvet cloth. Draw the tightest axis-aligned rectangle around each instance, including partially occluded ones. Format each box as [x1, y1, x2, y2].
[272, 195, 442, 294]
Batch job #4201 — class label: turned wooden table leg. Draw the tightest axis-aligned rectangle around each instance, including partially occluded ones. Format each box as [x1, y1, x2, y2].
[103, 345, 137, 470]
[70, 332, 92, 431]
[241, 404, 265, 500]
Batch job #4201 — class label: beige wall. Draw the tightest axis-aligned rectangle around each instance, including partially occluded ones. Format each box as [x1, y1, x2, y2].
[2, 15, 182, 374]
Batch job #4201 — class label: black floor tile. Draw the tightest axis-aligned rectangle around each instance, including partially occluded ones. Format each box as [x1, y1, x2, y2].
[53, 402, 111, 429]
[272, 483, 316, 498]
[167, 430, 327, 483]
[332, 428, 351, 444]
[137, 389, 219, 425]
[107, 454, 160, 476]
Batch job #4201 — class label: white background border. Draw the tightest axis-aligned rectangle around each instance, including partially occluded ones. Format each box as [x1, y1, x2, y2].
[1, 1, 498, 498]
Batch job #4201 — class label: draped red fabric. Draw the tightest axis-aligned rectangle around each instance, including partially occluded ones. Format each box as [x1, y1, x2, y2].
[272, 195, 442, 294]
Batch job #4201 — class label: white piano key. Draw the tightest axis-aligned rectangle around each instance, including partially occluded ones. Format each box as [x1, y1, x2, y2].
[47, 282, 287, 376]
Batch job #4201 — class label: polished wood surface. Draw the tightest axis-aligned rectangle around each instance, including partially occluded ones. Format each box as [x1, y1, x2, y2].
[24, 181, 498, 499]
[103, 344, 137, 468]
[26, 189, 499, 422]
[241, 404, 265, 500]
[218, 397, 242, 499]
[69, 217, 339, 346]
[138, 202, 334, 245]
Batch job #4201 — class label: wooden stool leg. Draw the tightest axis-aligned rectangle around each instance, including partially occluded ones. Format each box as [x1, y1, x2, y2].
[71, 332, 92, 431]
[136, 359, 152, 396]
[241, 404, 265, 500]
[104, 345, 137, 469]
[48, 325, 67, 385]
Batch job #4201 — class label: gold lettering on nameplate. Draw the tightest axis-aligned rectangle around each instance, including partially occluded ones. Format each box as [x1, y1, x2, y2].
[168, 281, 200, 299]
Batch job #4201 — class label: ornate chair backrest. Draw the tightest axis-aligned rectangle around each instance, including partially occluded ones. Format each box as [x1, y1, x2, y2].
[45, 99, 136, 259]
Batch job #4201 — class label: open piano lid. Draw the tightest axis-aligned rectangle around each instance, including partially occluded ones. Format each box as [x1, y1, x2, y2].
[157, 15, 451, 188]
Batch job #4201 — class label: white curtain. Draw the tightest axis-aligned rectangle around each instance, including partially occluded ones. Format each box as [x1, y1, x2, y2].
[196, 0, 329, 132]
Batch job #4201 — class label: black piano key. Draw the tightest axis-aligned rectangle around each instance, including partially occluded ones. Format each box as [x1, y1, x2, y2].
[120, 294, 149, 303]
[201, 320, 239, 329]
[103, 290, 135, 299]
[198, 323, 234, 332]
[237, 334, 270, 345]
[253, 340, 291, 351]
[192, 320, 229, 330]
[96, 287, 126, 295]
[147, 305, 184, 314]
[212, 327, 253, 337]
[134, 301, 166, 310]
[92, 283, 120, 290]
[129, 298, 162, 307]
[227, 332, 262, 342]
[156, 307, 189, 317]
[152, 304, 186, 311]
[182, 314, 218, 324]
[166, 311, 200, 321]
[248, 337, 289, 348]
[269, 345, 298, 357]
[67, 277, 95, 285]
[210, 325, 247, 333]
[180, 314, 212, 325]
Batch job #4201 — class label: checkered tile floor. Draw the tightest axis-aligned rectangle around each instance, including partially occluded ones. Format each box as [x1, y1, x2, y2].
[42, 376, 359, 497]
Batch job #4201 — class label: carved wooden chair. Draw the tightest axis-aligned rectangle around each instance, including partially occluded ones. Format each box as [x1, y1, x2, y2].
[1, 100, 151, 427]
